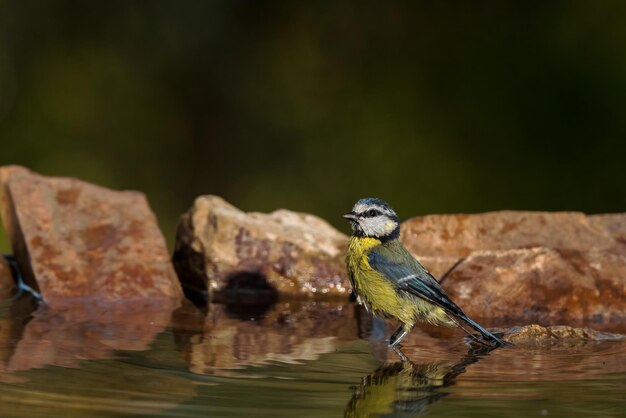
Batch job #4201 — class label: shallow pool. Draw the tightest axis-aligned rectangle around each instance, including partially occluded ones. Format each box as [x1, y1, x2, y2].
[0, 298, 624, 417]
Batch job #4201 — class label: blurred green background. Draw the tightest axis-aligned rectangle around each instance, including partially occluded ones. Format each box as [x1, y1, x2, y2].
[1, 1, 625, 251]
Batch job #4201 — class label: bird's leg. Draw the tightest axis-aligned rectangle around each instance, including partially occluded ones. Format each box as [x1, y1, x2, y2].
[388, 325, 410, 348]
[391, 346, 409, 361]
[386, 325, 404, 344]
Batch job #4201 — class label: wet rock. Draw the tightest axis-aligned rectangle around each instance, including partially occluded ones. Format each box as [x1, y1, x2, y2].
[502, 324, 625, 347]
[0, 165, 182, 307]
[441, 247, 626, 323]
[0, 257, 14, 299]
[173, 195, 349, 302]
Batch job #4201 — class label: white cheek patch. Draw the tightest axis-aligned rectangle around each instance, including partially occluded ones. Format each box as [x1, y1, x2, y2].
[360, 216, 394, 237]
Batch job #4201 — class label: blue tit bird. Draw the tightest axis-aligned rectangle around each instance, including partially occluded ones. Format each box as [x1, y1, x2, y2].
[344, 198, 508, 348]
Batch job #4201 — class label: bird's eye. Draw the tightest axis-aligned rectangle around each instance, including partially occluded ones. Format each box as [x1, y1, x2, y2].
[366, 209, 378, 217]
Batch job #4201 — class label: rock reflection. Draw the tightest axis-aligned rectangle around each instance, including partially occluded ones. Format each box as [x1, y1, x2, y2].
[0, 296, 177, 375]
[172, 301, 359, 374]
[345, 344, 495, 417]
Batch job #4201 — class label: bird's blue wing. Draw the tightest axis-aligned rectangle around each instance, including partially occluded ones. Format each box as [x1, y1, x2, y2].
[368, 245, 509, 346]
[367, 248, 465, 318]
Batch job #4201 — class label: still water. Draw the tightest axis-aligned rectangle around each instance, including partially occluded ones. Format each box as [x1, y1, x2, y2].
[0, 297, 624, 418]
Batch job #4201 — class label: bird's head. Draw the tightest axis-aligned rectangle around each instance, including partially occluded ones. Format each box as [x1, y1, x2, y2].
[344, 198, 400, 240]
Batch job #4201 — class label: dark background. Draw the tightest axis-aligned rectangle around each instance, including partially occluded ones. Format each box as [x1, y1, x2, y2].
[1, 1, 625, 250]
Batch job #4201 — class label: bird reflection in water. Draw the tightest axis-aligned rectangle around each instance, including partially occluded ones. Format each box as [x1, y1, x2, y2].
[345, 343, 495, 417]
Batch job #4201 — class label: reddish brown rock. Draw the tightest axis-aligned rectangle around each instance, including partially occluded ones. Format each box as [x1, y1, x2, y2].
[401, 211, 626, 260]
[173, 196, 625, 322]
[400, 211, 626, 324]
[0, 257, 14, 299]
[589, 213, 626, 249]
[173, 195, 349, 302]
[502, 323, 624, 346]
[441, 247, 626, 324]
[0, 165, 182, 307]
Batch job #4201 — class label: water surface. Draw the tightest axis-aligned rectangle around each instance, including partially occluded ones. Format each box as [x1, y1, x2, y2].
[0, 297, 624, 417]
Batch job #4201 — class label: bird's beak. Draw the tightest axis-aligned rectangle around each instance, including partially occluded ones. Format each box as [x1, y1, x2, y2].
[343, 212, 358, 222]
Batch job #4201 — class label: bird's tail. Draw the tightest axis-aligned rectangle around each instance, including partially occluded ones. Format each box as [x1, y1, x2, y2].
[455, 314, 510, 347]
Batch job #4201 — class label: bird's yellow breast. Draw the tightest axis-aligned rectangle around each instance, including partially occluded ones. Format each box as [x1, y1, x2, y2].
[346, 237, 417, 325]
[346, 236, 451, 327]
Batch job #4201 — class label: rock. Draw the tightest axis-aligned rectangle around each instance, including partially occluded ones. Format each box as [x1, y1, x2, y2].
[401, 211, 626, 259]
[400, 211, 626, 324]
[502, 324, 625, 346]
[0, 257, 14, 299]
[589, 214, 626, 249]
[0, 165, 182, 307]
[173, 195, 349, 302]
[441, 247, 626, 323]
[173, 198, 626, 323]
